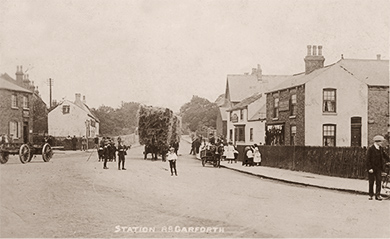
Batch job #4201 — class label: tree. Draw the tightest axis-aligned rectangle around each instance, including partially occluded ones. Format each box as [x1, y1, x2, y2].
[179, 95, 218, 132]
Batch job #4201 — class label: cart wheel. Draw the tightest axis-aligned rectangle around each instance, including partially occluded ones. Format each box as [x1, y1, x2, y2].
[42, 143, 53, 162]
[28, 152, 34, 162]
[19, 144, 30, 164]
[202, 159, 206, 167]
[0, 152, 9, 164]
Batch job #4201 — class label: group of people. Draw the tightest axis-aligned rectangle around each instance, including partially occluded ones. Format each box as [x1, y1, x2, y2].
[97, 136, 131, 170]
[243, 144, 262, 166]
[65, 135, 87, 151]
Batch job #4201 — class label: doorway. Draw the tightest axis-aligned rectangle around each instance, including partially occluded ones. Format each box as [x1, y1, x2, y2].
[351, 117, 361, 147]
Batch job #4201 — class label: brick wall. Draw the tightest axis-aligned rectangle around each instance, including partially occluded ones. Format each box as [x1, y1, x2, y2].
[0, 89, 33, 144]
[265, 85, 305, 145]
[368, 86, 389, 145]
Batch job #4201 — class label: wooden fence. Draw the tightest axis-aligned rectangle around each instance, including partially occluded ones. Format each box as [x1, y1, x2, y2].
[236, 145, 368, 179]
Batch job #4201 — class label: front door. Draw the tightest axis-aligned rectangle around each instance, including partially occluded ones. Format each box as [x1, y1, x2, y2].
[23, 122, 29, 143]
[351, 117, 361, 147]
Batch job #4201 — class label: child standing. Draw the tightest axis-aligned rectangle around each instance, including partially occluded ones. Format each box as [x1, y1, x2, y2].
[167, 147, 178, 176]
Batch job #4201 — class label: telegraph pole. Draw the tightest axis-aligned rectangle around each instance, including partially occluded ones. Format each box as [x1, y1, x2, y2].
[47, 78, 53, 108]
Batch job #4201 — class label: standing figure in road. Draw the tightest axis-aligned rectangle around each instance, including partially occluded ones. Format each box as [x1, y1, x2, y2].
[167, 147, 178, 176]
[98, 137, 105, 162]
[226, 142, 235, 164]
[103, 141, 109, 169]
[72, 135, 78, 150]
[81, 136, 87, 151]
[367, 135, 389, 200]
[117, 137, 129, 170]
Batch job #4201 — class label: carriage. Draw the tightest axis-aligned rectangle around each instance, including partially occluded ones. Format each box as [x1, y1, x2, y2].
[0, 137, 53, 164]
[200, 145, 220, 167]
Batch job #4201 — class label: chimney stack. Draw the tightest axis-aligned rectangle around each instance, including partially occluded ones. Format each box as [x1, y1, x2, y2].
[304, 45, 325, 74]
[82, 95, 86, 104]
[75, 93, 81, 103]
[257, 64, 262, 81]
[377, 54, 381, 60]
[15, 65, 24, 82]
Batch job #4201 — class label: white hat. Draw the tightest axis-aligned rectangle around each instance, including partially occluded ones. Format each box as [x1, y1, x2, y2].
[373, 135, 385, 142]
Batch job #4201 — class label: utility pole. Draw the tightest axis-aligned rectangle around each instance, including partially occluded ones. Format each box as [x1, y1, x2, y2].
[47, 78, 53, 108]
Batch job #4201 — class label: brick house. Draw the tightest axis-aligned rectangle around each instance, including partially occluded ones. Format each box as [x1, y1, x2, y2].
[265, 45, 389, 147]
[0, 66, 47, 143]
[48, 93, 99, 138]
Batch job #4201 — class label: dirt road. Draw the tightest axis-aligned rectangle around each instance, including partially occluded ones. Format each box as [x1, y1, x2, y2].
[1, 140, 389, 237]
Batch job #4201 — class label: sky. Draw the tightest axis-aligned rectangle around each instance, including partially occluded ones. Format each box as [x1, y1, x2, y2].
[0, 0, 389, 112]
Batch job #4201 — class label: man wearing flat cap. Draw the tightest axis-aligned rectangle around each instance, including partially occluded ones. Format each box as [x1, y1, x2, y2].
[366, 135, 389, 200]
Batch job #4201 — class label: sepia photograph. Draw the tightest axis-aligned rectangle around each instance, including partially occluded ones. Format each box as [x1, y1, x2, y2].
[0, 0, 389, 238]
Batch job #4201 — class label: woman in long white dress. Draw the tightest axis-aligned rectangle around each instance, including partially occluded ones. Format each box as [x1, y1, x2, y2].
[253, 144, 262, 166]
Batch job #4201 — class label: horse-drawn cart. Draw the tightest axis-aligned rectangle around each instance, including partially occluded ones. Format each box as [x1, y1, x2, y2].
[200, 145, 220, 167]
[0, 141, 53, 164]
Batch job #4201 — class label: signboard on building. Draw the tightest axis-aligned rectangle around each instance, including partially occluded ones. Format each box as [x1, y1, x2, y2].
[23, 110, 30, 118]
[231, 113, 238, 123]
[279, 100, 290, 111]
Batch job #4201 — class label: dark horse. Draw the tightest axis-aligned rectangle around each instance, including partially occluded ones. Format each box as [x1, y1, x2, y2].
[144, 144, 158, 160]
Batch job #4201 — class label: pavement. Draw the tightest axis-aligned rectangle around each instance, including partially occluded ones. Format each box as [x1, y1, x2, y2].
[181, 135, 390, 197]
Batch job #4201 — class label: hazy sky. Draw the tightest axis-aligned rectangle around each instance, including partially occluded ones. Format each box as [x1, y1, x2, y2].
[1, 0, 389, 112]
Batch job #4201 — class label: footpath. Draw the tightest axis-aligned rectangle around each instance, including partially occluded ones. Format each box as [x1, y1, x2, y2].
[181, 135, 390, 197]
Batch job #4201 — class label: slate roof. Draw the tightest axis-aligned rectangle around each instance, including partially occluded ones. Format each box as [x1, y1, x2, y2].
[227, 92, 263, 112]
[0, 73, 32, 93]
[267, 58, 389, 93]
[226, 74, 291, 102]
[249, 104, 266, 121]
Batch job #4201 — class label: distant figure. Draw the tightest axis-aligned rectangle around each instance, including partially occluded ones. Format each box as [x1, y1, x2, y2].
[94, 136, 99, 149]
[47, 135, 53, 146]
[367, 135, 389, 200]
[71, 136, 77, 150]
[81, 136, 87, 151]
[226, 142, 235, 164]
[167, 147, 178, 176]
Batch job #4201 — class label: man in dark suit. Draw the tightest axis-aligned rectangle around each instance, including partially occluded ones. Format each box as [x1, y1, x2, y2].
[367, 135, 389, 201]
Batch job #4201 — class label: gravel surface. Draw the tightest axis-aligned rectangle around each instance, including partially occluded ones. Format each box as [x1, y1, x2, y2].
[1, 140, 389, 238]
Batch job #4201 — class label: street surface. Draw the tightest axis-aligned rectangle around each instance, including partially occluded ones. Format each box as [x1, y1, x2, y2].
[1, 139, 389, 238]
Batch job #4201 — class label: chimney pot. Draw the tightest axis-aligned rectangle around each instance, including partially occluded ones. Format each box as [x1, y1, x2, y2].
[75, 93, 81, 102]
[318, 46, 323, 56]
[377, 54, 381, 60]
[307, 45, 312, 56]
[313, 46, 317, 56]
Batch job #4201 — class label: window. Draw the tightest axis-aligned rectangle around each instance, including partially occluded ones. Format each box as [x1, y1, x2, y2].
[22, 95, 29, 109]
[290, 125, 296, 145]
[240, 109, 244, 120]
[323, 124, 336, 146]
[250, 128, 253, 141]
[9, 121, 20, 139]
[236, 125, 245, 142]
[290, 94, 297, 116]
[11, 94, 18, 108]
[62, 105, 70, 114]
[273, 97, 279, 118]
[229, 129, 233, 141]
[323, 89, 336, 113]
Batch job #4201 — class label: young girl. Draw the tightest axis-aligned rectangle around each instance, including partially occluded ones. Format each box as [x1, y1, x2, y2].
[167, 147, 178, 176]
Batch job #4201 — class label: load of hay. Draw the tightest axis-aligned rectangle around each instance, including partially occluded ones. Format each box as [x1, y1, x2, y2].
[137, 105, 181, 152]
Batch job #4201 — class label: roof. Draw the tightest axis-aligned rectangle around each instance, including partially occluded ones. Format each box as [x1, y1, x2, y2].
[0, 74, 32, 93]
[218, 107, 229, 121]
[51, 99, 100, 122]
[215, 93, 225, 106]
[227, 92, 263, 112]
[339, 59, 389, 86]
[226, 74, 291, 102]
[249, 104, 266, 121]
[267, 58, 389, 93]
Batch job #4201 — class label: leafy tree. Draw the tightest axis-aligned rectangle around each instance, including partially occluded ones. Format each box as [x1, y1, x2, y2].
[180, 95, 218, 132]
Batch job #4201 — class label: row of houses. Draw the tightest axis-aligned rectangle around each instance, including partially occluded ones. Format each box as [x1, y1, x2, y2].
[0, 66, 99, 144]
[216, 45, 389, 148]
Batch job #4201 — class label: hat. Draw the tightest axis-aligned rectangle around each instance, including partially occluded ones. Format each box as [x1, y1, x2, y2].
[373, 135, 385, 142]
